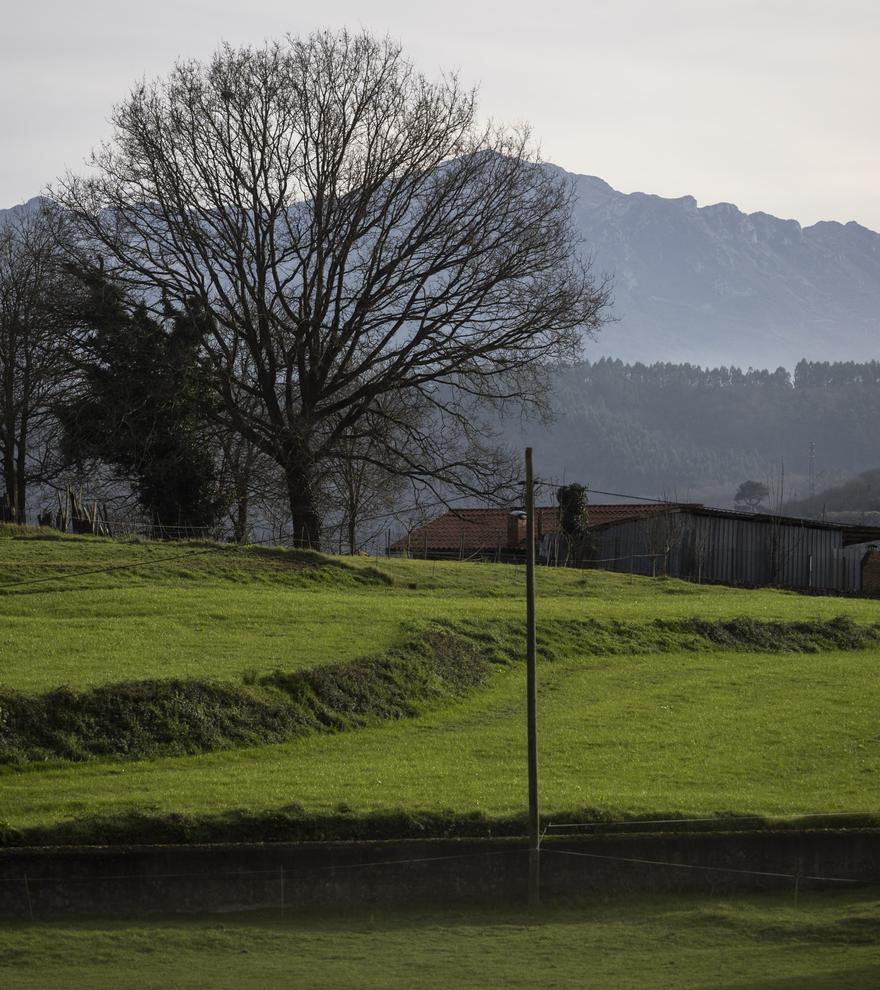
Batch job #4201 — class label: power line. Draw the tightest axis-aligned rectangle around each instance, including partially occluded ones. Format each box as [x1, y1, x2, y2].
[582, 486, 683, 504]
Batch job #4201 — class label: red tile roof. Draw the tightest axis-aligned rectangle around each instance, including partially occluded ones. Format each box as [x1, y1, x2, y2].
[393, 504, 683, 553]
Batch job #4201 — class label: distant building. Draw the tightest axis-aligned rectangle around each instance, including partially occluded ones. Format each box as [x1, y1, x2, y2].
[393, 503, 880, 593]
[392, 503, 686, 563]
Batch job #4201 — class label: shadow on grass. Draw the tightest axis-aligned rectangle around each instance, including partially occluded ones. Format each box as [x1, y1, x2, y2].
[226, 543, 395, 586]
[713, 967, 880, 990]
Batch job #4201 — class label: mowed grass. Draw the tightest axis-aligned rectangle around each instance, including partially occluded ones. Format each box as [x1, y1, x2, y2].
[2, 891, 880, 990]
[2, 527, 879, 692]
[2, 526, 880, 836]
[6, 646, 880, 831]
[0, 532, 407, 691]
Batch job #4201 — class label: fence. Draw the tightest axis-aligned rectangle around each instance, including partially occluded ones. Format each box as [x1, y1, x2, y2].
[1, 830, 877, 919]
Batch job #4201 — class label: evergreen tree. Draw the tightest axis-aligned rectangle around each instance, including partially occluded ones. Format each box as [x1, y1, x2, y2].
[61, 275, 222, 532]
[734, 480, 770, 511]
[556, 483, 594, 564]
[557, 483, 590, 539]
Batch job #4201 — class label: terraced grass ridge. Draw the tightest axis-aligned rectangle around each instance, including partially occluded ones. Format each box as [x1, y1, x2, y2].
[1, 526, 879, 846]
[3, 891, 880, 990]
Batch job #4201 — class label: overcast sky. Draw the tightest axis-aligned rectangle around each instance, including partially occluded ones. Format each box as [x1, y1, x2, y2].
[2, 0, 878, 228]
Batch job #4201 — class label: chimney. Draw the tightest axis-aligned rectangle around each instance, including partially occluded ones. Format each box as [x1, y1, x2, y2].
[507, 511, 527, 549]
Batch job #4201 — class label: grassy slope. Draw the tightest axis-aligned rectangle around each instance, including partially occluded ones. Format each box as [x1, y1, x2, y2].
[2, 892, 880, 990]
[0, 533, 404, 691]
[2, 528, 879, 692]
[6, 648, 879, 833]
[2, 527, 880, 837]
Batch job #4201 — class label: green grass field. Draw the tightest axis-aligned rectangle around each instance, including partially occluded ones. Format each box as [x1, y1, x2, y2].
[5, 645, 880, 836]
[2, 526, 879, 842]
[2, 891, 880, 989]
[3, 528, 879, 693]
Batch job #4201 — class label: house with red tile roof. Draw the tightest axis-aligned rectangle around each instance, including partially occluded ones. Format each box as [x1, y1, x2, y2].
[392, 503, 680, 562]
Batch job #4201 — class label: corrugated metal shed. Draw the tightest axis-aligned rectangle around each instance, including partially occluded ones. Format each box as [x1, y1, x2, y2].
[395, 502, 880, 591]
[542, 506, 880, 592]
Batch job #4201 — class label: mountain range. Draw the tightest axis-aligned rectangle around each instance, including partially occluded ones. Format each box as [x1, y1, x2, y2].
[559, 167, 880, 368]
[5, 169, 880, 369]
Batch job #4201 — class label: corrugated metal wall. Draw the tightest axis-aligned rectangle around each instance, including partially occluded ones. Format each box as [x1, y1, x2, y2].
[839, 541, 880, 593]
[541, 510, 853, 591]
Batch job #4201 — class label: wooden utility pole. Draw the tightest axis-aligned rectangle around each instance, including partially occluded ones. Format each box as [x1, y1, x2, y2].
[525, 447, 540, 907]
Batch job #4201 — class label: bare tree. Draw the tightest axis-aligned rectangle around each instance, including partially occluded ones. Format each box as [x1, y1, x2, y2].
[327, 451, 401, 554]
[642, 508, 685, 578]
[217, 429, 258, 543]
[55, 30, 609, 546]
[0, 203, 73, 522]
[323, 403, 410, 554]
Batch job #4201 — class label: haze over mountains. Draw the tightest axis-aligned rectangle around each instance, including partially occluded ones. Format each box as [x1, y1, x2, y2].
[561, 167, 880, 369]
[6, 165, 879, 371]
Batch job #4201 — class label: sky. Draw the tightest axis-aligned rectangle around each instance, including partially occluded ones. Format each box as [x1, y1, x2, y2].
[2, 0, 878, 229]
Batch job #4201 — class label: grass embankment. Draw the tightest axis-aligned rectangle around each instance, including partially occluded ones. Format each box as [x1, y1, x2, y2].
[3, 527, 879, 693]
[2, 613, 875, 765]
[1, 526, 879, 844]
[0, 625, 491, 763]
[6, 643, 880, 845]
[2, 891, 880, 990]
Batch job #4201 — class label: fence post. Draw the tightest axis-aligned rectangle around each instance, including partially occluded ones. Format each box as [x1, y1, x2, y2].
[23, 873, 34, 921]
[280, 865, 285, 918]
[524, 448, 540, 909]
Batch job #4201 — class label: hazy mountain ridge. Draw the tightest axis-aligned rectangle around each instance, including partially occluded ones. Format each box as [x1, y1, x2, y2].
[562, 169, 880, 368]
[0, 197, 44, 223]
[5, 169, 879, 369]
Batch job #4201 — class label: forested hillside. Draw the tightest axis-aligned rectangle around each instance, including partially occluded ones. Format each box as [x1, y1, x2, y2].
[509, 359, 880, 507]
[785, 468, 880, 524]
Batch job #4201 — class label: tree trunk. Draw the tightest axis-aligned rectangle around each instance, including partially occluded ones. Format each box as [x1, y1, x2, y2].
[2, 430, 16, 522]
[2, 366, 17, 519]
[15, 425, 27, 526]
[284, 450, 321, 549]
[234, 490, 249, 544]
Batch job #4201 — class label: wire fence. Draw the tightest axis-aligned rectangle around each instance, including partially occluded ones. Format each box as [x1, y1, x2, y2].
[544, 811, 880, 831]
[0, 530, 292, 593]
[539, 848, 866, 901]
[2, 838, 875, 920]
